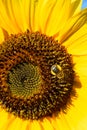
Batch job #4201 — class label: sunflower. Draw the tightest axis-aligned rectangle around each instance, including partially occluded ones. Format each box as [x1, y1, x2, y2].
[0, 0, 87, 130]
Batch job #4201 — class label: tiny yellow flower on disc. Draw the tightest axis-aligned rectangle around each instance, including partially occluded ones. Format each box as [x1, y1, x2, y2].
[0, 30, 75, 120]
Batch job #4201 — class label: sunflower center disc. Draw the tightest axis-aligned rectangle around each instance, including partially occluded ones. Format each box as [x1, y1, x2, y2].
[0, 30, 75, 120]
[8, 62, 41, 98]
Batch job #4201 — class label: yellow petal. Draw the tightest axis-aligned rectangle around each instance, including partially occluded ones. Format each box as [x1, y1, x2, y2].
[56, 8, 87, 43]
[36, 0, 57, 33]
[71, 0, 82, 15]
[62, 86, 87, 130]
[19, 120, 28, 130]
[41, 118, 54, 130]
[73, 55, 87, 77]
[22, 0, 40, 32]
[29, 120, 41, 130]
[38, 0, 82, 37]
[63, 59, 87, 129]
[62, 21, 87, 55]
[0, 0, 20, 34]
[56, 114, 72, 130]
[5, 117, 21, 130]
[0, 108, 9, 130]
[8, 0, 29, 32]
[39, 0, 71, 35]
[0, 28, 4, 43]
[76, 117, 87, 130]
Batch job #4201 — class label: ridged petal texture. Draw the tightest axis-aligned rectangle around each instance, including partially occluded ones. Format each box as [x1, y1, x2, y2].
[0, 0, 87, 130]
